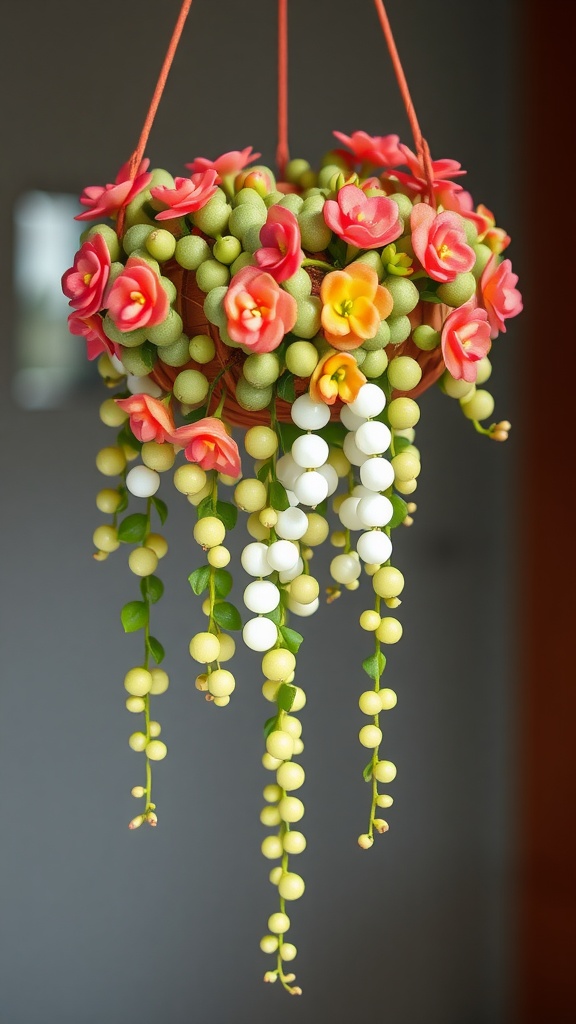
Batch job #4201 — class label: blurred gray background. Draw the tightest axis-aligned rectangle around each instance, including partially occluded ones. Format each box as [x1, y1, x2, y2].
[0, 2, 523, 1022]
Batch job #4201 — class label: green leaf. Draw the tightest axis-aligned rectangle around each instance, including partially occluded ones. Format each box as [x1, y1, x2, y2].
[389, 494, 409, 530]
[216, 500, 238, 531]
[362, 651, 386, 681]
[117, 422, 142, 452]
[117, 513, 148, 544]
[276, 682, 297, 713]
[263, 714, 279, 739]
[151, 496, 168, 525]
[214, 569, 233, 599]
[213, 601, 242, 631]
[276, 421, 302, 454]
[419, 291, 443, 304]
[188, 565, 211, 596]
[279, 625, 304, 654]
[269, 480, 290, 512]
[257, 460, 272, 483]
[362, 760, 374, 783]
[277, 371, 296, 403]
[264, 605, 283, 627]
[318, 421, 347, 448]
[120, 600, 149, 633]
[393, 436, 412, 454]
[182, 405, 209, 424]
[116, 487, 129, 515]
[146, 635, 165, 665]
[139, 341, 157, 372]
[196, 495, 215, 519]
[146, 575, 164, 604]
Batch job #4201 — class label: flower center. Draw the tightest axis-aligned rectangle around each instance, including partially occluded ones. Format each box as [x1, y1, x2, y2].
[129, 290, 146, 305]
[83, 272, 93, 285]
[437, 243, 450, 260]
[357, 212, 366, 222]
[338, 299, 354, 318]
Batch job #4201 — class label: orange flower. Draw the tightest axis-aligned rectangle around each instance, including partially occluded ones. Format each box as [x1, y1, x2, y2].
[320, 262, 392, 351]
[310, 351, 367, 405]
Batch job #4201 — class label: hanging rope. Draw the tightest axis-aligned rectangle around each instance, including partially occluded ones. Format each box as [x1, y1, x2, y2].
[117, 0, 194, 235]
[372, 0, 436, 206]
[276, 0, 290, 178]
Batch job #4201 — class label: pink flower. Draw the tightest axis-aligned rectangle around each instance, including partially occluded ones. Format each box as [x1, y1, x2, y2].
[323, 184, 402, 249]
[150, 170, 219, 220]
[67, 312, 115, 361]
[223, 267, 297, 353]
[62, 234, 110, 317]
[172, 417, 241, 477]
[185, 147, 261, 183]
[75, 159, 152, 221]
[480, 255, 523, 339]
[441, 302, 492, 382]
[411, 204, 475, 283]
[106, 256, 169, 332]
[254, 207, 304, 282]
[474, 204, 511, 254]
[333, 130, 405, 169]
[115, 394, 176, 443]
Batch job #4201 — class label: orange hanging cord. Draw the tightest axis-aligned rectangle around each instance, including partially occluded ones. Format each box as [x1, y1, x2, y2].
[116, 0, 194, 236]
[372, 0, 436, 206]
[276, 0, 289, 178]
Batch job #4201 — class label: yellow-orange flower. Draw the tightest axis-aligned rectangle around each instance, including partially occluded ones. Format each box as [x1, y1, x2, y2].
[320, 262, 392, 351]
[309, 350, 367, 405]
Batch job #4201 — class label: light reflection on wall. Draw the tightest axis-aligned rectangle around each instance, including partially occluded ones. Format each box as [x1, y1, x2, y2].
[13, 191, 93, 409]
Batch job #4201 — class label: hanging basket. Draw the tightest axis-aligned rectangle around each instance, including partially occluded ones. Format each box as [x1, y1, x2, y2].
[61, 0, 522, 998]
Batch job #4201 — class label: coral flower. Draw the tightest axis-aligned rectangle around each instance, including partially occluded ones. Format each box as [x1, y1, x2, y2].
[75, 158, 152, 221]
[320, 261, 393, 352]
[441, 302, 492, 382]
[254, 207, 304, 283]
[150, 170, 219, 220]
[333, 130, 405, 169]
[106, 256, 169, 332]
[309, 350, 367, 405]
[480, 255, 523, 339]
[411, 204, 475, 283]
[172, 417, 241, 477]
[474, 205, 511, 254]
[62, 233, 110, 317]
[223, 266, 297, 353]
[186, 147, 261, 183]
[115, 394, 176, 443]
[323, 184, 402, 249]
[384, 145, 466, 205]
[68, 311, 115, 361]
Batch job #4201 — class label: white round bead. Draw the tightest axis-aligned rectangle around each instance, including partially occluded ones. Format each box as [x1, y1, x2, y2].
[352, 485, 373, 498]
[339, 404, 366, 431]
[291, 394, 331, 430]
[243, 616, 278, 651]
[348, 382, 386, 418]
[293, 471, 329, 506]
[318, 463, 339, 496]
[267, 539, 300, 572]
[279, 556, 304, 583]
[126, 375, 162, 398]
[125, 465, 160, 497]
[343, 430, 368, 467]
[275, 453, 301, 490]
[330, 553, 362, 585]
[286, 489, 300, 507]
[275, 507, 309, 541]
[338, 496, 363, 531]
[356, 530, 393, 564]
[241, 542, 272, 577]
[243, 580, 280, 614]
[288, 596, 320, 617]
[291, 433, 329, 469]
[357, 493, 394, 528]
[355, 420, 392, 456]
[360, 457, 395, 492]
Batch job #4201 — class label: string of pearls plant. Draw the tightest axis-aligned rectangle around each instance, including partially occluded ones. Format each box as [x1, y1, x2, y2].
[63, 129, 521, 994]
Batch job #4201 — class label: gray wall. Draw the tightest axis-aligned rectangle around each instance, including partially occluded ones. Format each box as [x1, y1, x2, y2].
[0, 2, 521, 1022]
